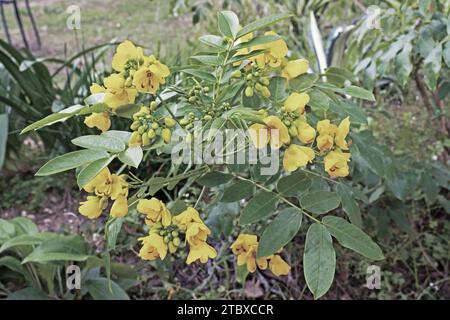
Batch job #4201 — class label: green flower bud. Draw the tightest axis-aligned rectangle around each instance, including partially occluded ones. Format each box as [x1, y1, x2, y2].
[171, 231, 179, 237]
[172, 237, 181, 246]
[246, 74, 253, 81]
[260, 77, 270, 86]
[151, 122, 159, 129]
[150, 101, 159, 110]
[188, 96, 197, 103]
[137, 125, 145, 134]
[164, 117, 177, 128]
[231, 70, 242, 78]
[245, 86, 254, 97]
[162, 128, 172, 144]
[163, 236, 171, 243]
[130, 120, 141, 131]
[141, 132, 150, 146]
[147, 128, 156, 139]
[180, 118, 189, 126]
[254, 83, 263, 92]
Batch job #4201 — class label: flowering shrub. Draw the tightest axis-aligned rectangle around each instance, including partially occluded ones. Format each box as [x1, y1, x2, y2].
[22, 11, 384, 299]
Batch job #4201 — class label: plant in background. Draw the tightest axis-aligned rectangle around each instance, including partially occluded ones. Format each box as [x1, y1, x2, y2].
[22, 10, 397, 299]
[0, 217, 137, 299]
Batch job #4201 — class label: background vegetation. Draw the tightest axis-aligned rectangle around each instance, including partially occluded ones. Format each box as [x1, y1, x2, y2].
[0, 0, 449, 299]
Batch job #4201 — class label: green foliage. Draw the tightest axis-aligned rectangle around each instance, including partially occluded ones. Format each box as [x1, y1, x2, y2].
[0, 217, 137, 299]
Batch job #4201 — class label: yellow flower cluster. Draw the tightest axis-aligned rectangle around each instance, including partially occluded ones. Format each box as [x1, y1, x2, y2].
[234, 31, 309, 99]
[137, 199, 217, 264]
[128, 106, 176, 147]
[231, 234, 290, 276]
[78, 168, 129, 219]
[84, 41, 170, 133]
[317, 117, 351, 177]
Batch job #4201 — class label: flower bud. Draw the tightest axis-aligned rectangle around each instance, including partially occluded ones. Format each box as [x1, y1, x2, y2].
[231, 70, 242, 78]
[188, 96, 197, 103]
[164, 117, 176, 128]
[150, 101, 159, 110]
[130, 120, 141, 131]
[141, 132, 150, 146]
[172, 237, 181, 246]
[161, 128, 172, 144]
[147, 128, 156, 139]
[245, 86, 254, 97]
[151, 122, 159, 129]
[180, 118, 189, 126]
[163, 236, 171, 243]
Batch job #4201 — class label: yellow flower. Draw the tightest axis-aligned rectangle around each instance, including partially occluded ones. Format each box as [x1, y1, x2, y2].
[112, 40, 145, 72]
[269, 255, 291, 276]
[185, 222, 211, 247]
[335, 117, 350, 150]
[110, 174, 129, 200]
[284, 92, 310, 114]
[138, 233, 168, 261]
[316, 120, 337, 153]
[253, 31, 288, 68]
[186, 242, 217, 264]
[282, 58, 309, 80]
[172, 207, 203, 231]
[110, 195, 128, 218]
[83, 168, 111, 194]
[137, 198, 172, 226]
[324, 149, 351, 177]
[293, 119, 316, 144]
[283, 145, 315, 172]
[84, 112, 111, 132]
[103, 74, 138, 110]
[79, 196, 104, 219]
[248, 116, 290, 150]
[231, 234, 269, 273]
[132, 56, 170, 94]
[232, 30, 253, 66]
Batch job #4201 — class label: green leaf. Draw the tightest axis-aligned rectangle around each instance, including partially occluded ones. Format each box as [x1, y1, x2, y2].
[423, 44, 442, 91]
[0, 113, 8, 169]
[257, 208, 302, 258]
[197, 171, 233, 187]
[268, 76, 287, 102]
[107, 218, 123, 251]
[6, 287, 51, 300]
[22, 235, 89, 263]
[36, 149, 109, 176]
[20, 104, 84, 134]
[218, 11, 239, 39]
[277, 171, 311, 197]
[340, 85, 375, 101]
[226, 49, 267, 65]
[221, 180, 254, 202]
[115, 103, 141, 119]
[322, 216, 384, 261]
[0, 219, 15, 242]
[336, 184, 362, 227]
[76, 156, 115, 189]
[9, 217, 38, 235]
[191, 55, 223, 66]
[303, 223, 336, 300]
[118, 146, 143, 168]
[102, 130, 132, 144]
[300, 191, 341, 215]
[85, 278, 130, 300]
[199, 35, 226, 49]
[0, 233, 55, 253]
[182, 69, 216, 83]
[236, 13, 292, 39]
[72, 135, 125, 153]
[240, 191, 278, 225]
[233, 34, 282, 50]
